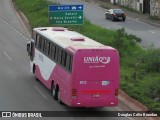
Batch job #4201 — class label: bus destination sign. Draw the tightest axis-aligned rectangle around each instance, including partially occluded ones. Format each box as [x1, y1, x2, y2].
[48, 5, 84, 25]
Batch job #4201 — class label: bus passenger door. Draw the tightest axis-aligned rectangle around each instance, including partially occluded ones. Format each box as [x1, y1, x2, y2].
[27, 41, 35, 61]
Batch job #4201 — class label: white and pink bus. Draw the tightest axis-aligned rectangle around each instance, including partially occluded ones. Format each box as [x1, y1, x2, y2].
[27, 27, 120, 107]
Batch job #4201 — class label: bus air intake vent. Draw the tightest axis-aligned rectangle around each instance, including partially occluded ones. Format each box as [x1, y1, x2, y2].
[39, 28, 47, 31]
[52, 27, 65, 31]
[71, 37, 85, 41]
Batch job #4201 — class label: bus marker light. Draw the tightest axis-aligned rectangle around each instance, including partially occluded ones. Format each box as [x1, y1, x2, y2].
[72, 89, 77, 98]
[115, 89, 119, 96]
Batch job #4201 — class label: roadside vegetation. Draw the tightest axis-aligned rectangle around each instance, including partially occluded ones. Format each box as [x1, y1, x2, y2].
[13, 0, 160, 114]
[149, 16, 160, 20]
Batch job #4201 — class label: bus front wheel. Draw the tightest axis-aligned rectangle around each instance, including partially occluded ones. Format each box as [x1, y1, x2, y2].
[52, 83, 57, 100]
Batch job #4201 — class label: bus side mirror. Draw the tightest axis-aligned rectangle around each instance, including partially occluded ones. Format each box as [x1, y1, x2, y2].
[27, 42, 31, 55]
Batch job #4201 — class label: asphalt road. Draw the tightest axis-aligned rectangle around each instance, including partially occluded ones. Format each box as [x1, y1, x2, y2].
[0, 0, 149, 120]
[54, 0, 160, 48]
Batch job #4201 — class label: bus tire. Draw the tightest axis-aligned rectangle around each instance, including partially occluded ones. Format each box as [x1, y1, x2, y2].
[57, 89, 63, 104]
[33, 65, 39, 81]
[52, 83, 57, 100]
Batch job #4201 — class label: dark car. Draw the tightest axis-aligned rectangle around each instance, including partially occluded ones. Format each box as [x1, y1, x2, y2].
[105, 9, 126, 21]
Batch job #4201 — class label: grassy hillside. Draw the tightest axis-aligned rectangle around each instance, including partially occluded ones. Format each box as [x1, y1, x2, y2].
[13, 0, 160, 113]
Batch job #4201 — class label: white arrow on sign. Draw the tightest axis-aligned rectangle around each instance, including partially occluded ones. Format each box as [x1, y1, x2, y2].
[78, 16, 82, 19]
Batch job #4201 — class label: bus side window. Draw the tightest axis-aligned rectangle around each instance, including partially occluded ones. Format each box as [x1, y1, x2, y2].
[38, 36, 42, 49]
[69, 55, 72, 71]
[35, 34, 37, 46]
[55, 46, 59, 62]
[41, 37, 45, 51]
[61, 51, 67, 67]
[66, 54, 72, 72]
[57, 48, 62, 64]
[45, 42, 50, 55]
[48, 43, 50, 55]
[51, 44, 56, 61]
[42, 39, 46, 52]
[48, 44, 52, 57]
[36, 35, 40, 48]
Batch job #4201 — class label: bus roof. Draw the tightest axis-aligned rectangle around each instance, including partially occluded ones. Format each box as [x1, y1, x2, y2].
[34, 27, 115, 50]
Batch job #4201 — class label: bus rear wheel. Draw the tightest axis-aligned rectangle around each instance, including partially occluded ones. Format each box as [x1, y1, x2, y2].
[33, 65, 38, 81]
[52, 84, 57, 100]
[57, 89, 63, 104]
[52, 85, 63, 104]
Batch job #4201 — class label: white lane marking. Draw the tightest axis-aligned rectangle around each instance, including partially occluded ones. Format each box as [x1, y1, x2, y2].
[148, 30, 156, 34]
[3, 52, 12, 61]
[115, 107, 121, 111]
[26, 38, 29, 41]
[10, 0, 31, 37]
[4, 20, 7, 23]
[34, 86, 48, 100]
[18, 33, 22, 36]
[0, 17, 30, 41]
